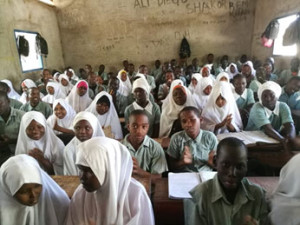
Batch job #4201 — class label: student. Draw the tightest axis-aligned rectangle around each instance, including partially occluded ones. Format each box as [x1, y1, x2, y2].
[279, 57, 300, 86]
[1, 79, 20, 100]
[59, 73, 74, 96]
[63, 111, 104, 175]
[246, 81, 295, 144]
[65, 67, 79, 85]
[66, 80, 92, 113]
[215, 55, 229, 76]
[15, 111, 65, 175]
[20, 87, 53, 119]
[233, 74, 255, 110]
[174, 66, 187, 86]
[0, 82, 23, 109]
[117, 69, 132, 95]
[191, 57, 201, 73]
[36, 69, 53, 95]
[42, 81, 66, 106]
[19, 79, 42, 104]
[122, 110, 168, 176]
[236, 54, 248, 72]
[159, 79, 196, 138]
[151, 59, 163, 83]
[185, 137, 269, 225]
[87, 71, 98, 98]
[98, 64, 108, 85]
[193, 77, 213, 111]
[202, 81, 243, 134]
[200, 66, 216, 82]
[66, 137, 155, 225]
[263, 62, 278, 82]
[167, 106, 218, 172]
[47, 98, 76, 135]
[205, 53, 216, 75]
[225, 63, 239, 80]
[242, 61, 261, 94]
[0, 154, 70, 225]
[279, 76, 300, 110]
[128, 63, 136, 81]
[139, 65, 156, 90]
[188, 73, 202, 94]
[125, 78, 161, 138]
[157, 70, 175, 101]
[85, 92, 123, 139]
[123, 59, 129, 72]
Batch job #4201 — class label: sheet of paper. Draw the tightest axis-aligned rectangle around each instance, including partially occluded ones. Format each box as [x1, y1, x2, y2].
[199, 171, 217, 182]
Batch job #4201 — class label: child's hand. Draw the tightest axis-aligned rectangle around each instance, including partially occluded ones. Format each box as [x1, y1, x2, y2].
[182, 146, 193, 165]
[242, 215, 258, 225]
[28, 148, 44, 162]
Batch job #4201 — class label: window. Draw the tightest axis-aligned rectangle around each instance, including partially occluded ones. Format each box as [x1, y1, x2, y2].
[273, 14, 298, 56]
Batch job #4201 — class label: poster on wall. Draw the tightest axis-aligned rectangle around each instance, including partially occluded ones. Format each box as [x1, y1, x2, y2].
[14, 29, 44, 73]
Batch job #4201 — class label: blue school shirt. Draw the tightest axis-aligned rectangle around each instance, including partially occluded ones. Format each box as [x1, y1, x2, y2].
[279, 87, 300, 110]
[246, 102, 293, 132]
[234, 89, 255, 109]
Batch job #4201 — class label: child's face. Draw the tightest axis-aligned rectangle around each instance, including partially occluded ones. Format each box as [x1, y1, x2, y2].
[77, 165, 101, 192]
[165, 72, 174, 84]
[216, 145, 247, 191]
[230, 65, 236, 73]
[77, 86, 87, 96]
[47, 86, 55, 95]
[29, 88, 40, 107]
[61, 78, 69, 86]
[54, 103, 67, 119]
[26, 120, 45, 140]
[191, 78, 198, 87]
[202, 70, 209, 77]
[74, 120, 93, 142]
[96, 102, 109, 115]
[128, 114, 149, 143]
[233, 77, 246, 95]
[215, 94, 226, 108]
[66, 70, 73, 79]
[203, 85, 212, 96]
[109, 79, 119, 91]
[14, 183, 42, 206]
[180, 110, 201, 139]
[173, 87, 187, 106]
[134, 88, 147, 104]
[242, 65, 251, 77]
[219, 76, 228, 82]
[261, 90, 276, 110]
[121, 72, 127, 82]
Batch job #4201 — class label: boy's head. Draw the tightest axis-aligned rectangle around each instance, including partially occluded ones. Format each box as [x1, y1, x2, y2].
[139, 65, 148, 75]
[233, 74, 247, 95]
[108, 77, 119, 92]
[0, 91, 10, 116]
[42, 69, 52, 83]
[79, 68, 88, 80]
[123, 60, 129, 71]
[285, 77, 300, 96]
[192, 58, 199, 66]
[127, 110, 149, 143]
[263, 62, 272, 76]
[215, 137, 247, 191]
[207, 53, 214, 64]
[165, 70, 175, 85]
[98, 64, 105, 73]
[28, 87, 40, 107]
[155, 60, 161, 68]
[87, 72, 97, 87]
[179, 106, 202, 139]
[96, 95, 110, 115]
[0, 82, 9, 93]
[128, 63, 135, 74]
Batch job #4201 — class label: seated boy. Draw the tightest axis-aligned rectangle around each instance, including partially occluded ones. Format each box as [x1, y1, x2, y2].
[20, 87, 53, 119]
[122, 110, 168, 177]
[157, 70, 174, 101]
[0, 82, 23, 109]
[185, 137, 268, 225]
[233, 74, 255, 111]
[279, 76, 300, 110]
[166, 106, 218, 172]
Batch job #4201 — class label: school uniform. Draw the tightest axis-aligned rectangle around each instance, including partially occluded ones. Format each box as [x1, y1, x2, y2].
[167, 130, 218, 172]
[185, 175, 269, 225]
[233, 88, 255, 109]
[150, 67, 163, 81]
[157, 83, 170, 100]
[9, 98, 23, 109]
[115, 91, 130, 116]
[267, 73, 278, 82]
[279, 69, 298, 86]
[279, 87, 300, 110]
[122, 134, 168, 174]
[146, 74, 156, 90]
[98, 71, 108, 82]
[20, 101, 53, 119]
[248, 79, 261, 93]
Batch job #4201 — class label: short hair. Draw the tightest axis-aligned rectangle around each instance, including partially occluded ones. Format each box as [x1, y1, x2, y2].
[179, 106, 202, 119]
[233, 73, 246, 82]
[263, 62, 272, 67]
[108, 76, 119, 85]
[96, 95, 110, 108]
[288, 76, 300, 83]
[129, 109, 149, 122]
[0, 90, 9, 101]
[216, 137, 247, 156]
[0, 82, 9, 92]
[27, 87, 39, 96]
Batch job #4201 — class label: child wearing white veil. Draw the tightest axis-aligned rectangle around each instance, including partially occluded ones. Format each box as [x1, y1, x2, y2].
[1, 79, 20, 100]
[225, 63, 239, 80]
[42, 81, 66, 105]
[65, 137, 155, 225]
[19, 79, 44, 104]
[188, 73, 202, 94]
[193, 77, 213, 110]
[202, 81, 243, 134]
[0, 154, 70, 225]
[59, 74, 74, 96]
[117, 69, 132, 97]
[15, 111, 65, 175]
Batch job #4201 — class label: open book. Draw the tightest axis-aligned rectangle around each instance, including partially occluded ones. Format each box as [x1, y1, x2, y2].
[168, 171, 217, 199]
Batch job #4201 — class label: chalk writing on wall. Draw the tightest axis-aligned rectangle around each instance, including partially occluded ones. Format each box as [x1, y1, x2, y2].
[229, 0, 250, 17]
[175, 30, 191, 40]
[134, 0, 150, 8]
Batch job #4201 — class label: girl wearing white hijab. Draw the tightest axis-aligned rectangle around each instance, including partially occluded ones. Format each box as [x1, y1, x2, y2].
[85, 92, 123, 139]
[42, 81, 66, 105]
[66, 80, 92, 113]
[188, 73, 202, 94]
[65, 68, 79, 85]
[19, 79, 44, 104]
[65, 137, 155, 225]
[117, 69, 132, 96]
[15, 111, 65, 175]
[269, 154, 300, 225]
[225, 63, 239, 79]
[1, 79, 21, 100]
[159, 79, 196, 137]
[193, 77, 213, 111]
[63, 111, 105, 175]
[200, 66, 216, 82]
[202, 81, 243, 134]
[47, 98, 76, 135]
[59, 74, 74, 96]
[215, 71, 235, 92]
[0, 154, 70, 225]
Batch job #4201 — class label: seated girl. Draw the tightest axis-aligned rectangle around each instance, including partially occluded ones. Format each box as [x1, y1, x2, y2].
[66, 80, 92, 113]
[233, 74, 255, 111]
[117, 69, 132, 96]
[215, 71, 234, 91]
[85, 92, 123, 139]
[0, 154, 69, 225]
[193, 77, 213, 111]
[1, 79, 20, 100]
[65, 137, 155, 225]
[42, 81, 66, 106]
[63, 111, 104, 175]
[188, 73, 202, 94]
[202, 81, 243, 134]
[225, 62, 239, 80]
[246, 81, 295, 144]
[15, 111, 65, 175]
[159, 79, 196, 137]
[157, 70, 174, 101]
[59, 74, 74, 96]
[200, 66, 216, 82]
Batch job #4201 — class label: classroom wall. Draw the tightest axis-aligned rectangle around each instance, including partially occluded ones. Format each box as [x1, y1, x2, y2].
[55, 0, 256, 72]
[0, 0, 64, 90]
[251, 0, 300, 70]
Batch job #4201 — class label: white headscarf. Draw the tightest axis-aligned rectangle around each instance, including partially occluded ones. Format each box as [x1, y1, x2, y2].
[85, 92, 123, 139]
[200, 66, 216, 83]
[188, 73, 202, 94]
[193, 77, 213, 110]
[0, 155, 69, 225]
[42, 81, 66, 105]
[269, 154, 300, 225]
[47, 98, 76, 135]
[66, 80, 92, 113]
[225, 63, 239, 79]
[243, 61, 256, 76]
[65, 137, 154, 225]
[63, 111, 105, 175]
[64, 68, 79, 82]
[257, 81, 282, 104]
[159, 79, 196, 137]
[59, 74, 74, 96]
[216, 72, 235, 92]
[15, 111, 65, 175]
[202, 81, 243, 134]
[53, 72, 60, 82]
[117, 69, 132, 96]
[1, 79, 21, 100]
[19, 79, 38, 104]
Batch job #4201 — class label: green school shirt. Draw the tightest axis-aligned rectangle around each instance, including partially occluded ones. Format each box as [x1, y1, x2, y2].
[235, 89, 255, 110]
[116, 92, 130, 116]
[122, 134, 168, 174]
[166, 130, 218, 172]
[184, 175, 269, 225]
[9, 98, 23, 109]
[20, 101, 53, 119]
[146, 75, 156, 90]
[150, 67, 163, 81]
[279, 87, 300, 110]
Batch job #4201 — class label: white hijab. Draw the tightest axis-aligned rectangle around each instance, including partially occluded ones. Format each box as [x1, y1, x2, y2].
[19, 79, 38, 104]
[257, 81, 282, 104]
[64, 68, 79, 82]
[117, 69, 132, 96]
[243, 60, 256, 76]
[63, 111, 105, 175]
[225, 63, 239, 79]
[66, 137, 154, 225]
[188, 73, 202, 94]
[200, 66, 216, 82]
[202, 81, 243, 134]
[132, 77, 154, 114]
[1, 79, 21, 100]
[42, 81, 66, 105]
[0, 155, 70, 225]
[193, 77, 213, 110]
[215, 72, 235, 92]
[66, 80, 92, 113]
[59, 74, 74, 96]
[85, 92, 123, 139]
[269, 154, 300, 225]
[15, 111, 65, 175]
[159, 79, 196, 137]
[47, 98, 76, 135]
